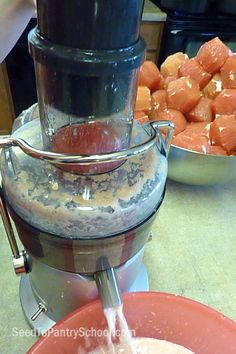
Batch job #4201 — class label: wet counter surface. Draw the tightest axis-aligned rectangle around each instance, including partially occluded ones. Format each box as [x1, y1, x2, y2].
[0, 178, 236, 353]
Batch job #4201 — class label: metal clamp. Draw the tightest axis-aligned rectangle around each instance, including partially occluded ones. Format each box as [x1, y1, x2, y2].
[0, 188, 29, 275]
[31, 302, 48, 321]
[0, 120, 174, 166]
[150, 121, 175, 157]
[12, 250, 29, 275]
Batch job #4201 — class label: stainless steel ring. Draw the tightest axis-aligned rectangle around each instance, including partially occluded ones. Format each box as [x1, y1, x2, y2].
[0, 121, 174, 165]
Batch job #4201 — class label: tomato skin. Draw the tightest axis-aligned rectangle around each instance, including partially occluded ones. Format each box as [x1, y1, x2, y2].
[172, 133, 210, 154]
[184, 122, 211, 140]
[166, 77, 201, 114]
[163, 75, 178, 89]
[179, 122, 211, 152]
[212, 89, 236, 115]
[196, 37, 231, 74]
[135, 86, 151, 112]
[209, 114, 236, 153]
[203, 73, 223, 100]
[160, 52, 188, 78]
[134, 111, 148, 119]
[149, 90, 167, 121]
[220, 55, 236, 89]
[136, 116, 150, 125]
[155, 109, 187, 135]
[187, 97, 213, 123]
[138, 61, 163, 91]
[134, 111, 149, 125]
[179, 57, 211, 89]
[208, 145, 227, 155]
[52, 122, 122, 174]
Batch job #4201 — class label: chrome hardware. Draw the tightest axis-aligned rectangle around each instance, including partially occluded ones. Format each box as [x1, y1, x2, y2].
[31, 302, 48, 321]
[151, 120, 175, 157]
[95, 268, 122, 309]
[0, 188, 29, 275]
[0, 120, 174, 166]
[12, 250, 29, 275]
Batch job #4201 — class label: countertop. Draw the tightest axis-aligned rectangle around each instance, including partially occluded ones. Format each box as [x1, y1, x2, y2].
[143, 0, 167, 22]
[0, 178, 235, 353]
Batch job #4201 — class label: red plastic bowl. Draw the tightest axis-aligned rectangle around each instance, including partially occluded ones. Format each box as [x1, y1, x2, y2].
[27, 292, 236, 354]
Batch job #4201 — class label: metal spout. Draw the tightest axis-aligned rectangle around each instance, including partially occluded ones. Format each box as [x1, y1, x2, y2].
[95, 268, 122, 309]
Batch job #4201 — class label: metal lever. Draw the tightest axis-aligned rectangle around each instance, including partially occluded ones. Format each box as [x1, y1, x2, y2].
[95, 268, 122, 309]
[0, 120, 166, 166]
[0, 188, 29, 275]
[151, 120, 175, 157]
[31, 302, 47, 321]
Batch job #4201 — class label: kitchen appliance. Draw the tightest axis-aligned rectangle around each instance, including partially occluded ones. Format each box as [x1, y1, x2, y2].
[153, 0, 215, 15]
[0, 0, 173, 333]
[151, 0, 236, 64]
[154, 0, 236, 16]
[158, 16, 236, 63]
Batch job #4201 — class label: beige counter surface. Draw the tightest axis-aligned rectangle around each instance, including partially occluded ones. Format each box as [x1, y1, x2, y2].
[143, 0, 167, 22]
[145, 179, 236, 319]
[0, 178, 236, 353]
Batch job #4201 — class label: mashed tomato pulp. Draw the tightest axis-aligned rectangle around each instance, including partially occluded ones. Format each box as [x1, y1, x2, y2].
[52, 121, 123, 174]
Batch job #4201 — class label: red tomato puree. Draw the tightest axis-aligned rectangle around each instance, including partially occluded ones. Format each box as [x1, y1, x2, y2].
[52, 121, 122, 174]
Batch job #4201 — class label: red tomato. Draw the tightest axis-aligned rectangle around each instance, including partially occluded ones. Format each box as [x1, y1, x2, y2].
[166, 77, 201, 114]
[212, 89, 236, 115]
[209, 114, 236, 153]
[157, 76, 165, 90]
[136, 116, 150, 125]
[187, 97, 213, 123]
[155, 109, 187, 135]
[134, 111, 149, 125]
[184, 122, 211, 141]
[52, 122, 122, 174]
[163, 75, 178, 89]
[172, 133, 210, 154]
[138, 61, 163, 91]
[179, 57, 211, 89]
[220, 55, 236, 89]
[134, 86, 151, 112]
[196, 37, 230, 74]
[203, 73, 223, 100]
[149, 90, 167, 120]
[134, 111, 149, 120]
[208, 145, 227, 155]
[160, 52, 188, 78]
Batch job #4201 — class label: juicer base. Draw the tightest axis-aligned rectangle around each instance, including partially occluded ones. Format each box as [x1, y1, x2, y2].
[19, 264, 149, 333]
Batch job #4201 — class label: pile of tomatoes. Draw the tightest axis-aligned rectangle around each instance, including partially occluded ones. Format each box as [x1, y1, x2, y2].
[135, 37, 236, 155]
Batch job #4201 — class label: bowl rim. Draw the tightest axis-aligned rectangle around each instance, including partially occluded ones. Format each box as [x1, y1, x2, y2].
[27, 291, 236, 353]
[170, 143, 236, 158]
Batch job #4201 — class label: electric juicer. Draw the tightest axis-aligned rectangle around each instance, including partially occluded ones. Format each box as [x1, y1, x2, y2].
[0, 0, 174, 333]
